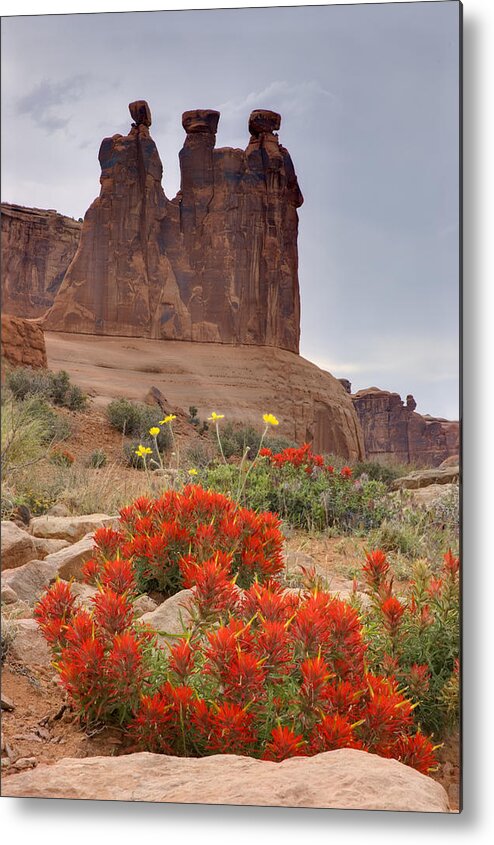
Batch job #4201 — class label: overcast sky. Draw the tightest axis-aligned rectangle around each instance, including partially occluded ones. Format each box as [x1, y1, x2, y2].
[1, 2, 460, 419]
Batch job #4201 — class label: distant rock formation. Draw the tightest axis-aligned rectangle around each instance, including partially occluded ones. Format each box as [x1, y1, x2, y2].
[1, 314, 47, 370]
[350, 386, 459, 467]
[1, 204, 81, 318]
[42, 101, 302, 352]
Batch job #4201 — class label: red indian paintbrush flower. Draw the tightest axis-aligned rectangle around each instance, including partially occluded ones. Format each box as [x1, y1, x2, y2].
[381, 596, 405, 638]
[362, 549, 390, 592]
[263, 726, 307, 761]
[443, 548, 460, 578]
[205, 702, 257, 755]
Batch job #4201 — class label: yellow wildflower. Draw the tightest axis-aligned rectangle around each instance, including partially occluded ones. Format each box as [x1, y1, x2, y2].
[188, 468, 198, 476]
[159, 414, 177, 424]
[135, 444, 152, 457]
[263, 413, 279, 426]
[208, 412, 225, 422]
[149, 426, 160, 437]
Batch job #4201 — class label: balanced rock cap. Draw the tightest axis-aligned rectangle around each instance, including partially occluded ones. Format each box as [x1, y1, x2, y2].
[249, 110, 281, 137]
[182, 110, 220, 135]
[129, 100, 152, 127]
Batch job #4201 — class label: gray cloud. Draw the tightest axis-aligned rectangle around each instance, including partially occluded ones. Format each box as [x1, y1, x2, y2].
[1, 4, 460, 420]
[17, 75, 89, 134]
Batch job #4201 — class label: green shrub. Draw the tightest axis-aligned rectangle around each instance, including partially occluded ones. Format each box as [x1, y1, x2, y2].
[5, 367, 87, 410]
[359, 550, 460, 737]
[107, 398, 143, 434]
[352, 460, 406, 486]
[87, 449, 107, 469]
[367, 520, 421, 557]
[106, 399, 170, 449]
[1, 394, 69, 483]
[203, 459, 389, 533]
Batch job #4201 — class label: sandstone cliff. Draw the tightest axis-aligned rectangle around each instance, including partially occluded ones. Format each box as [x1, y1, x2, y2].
[44, 332, 365, 460]
[350, 386, 459, 467]
[43, 102, 302, 352]
[1, 314, 47, 370]
[1, 204, 81, 318]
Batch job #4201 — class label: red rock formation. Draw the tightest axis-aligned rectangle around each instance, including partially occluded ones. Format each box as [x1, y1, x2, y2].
[43, 331, 365, 460]
[1, 314, 47, 370]
[351, 386, 460, 467]
[1, 204, 81, 318]
[42, 101, 302, 352]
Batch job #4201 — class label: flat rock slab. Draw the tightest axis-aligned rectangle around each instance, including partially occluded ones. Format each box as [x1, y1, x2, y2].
[2, 749, 450, 811]
[29, 514, 115, 543]
[391, 467, 459, 491]
[1, 522, 37, 571]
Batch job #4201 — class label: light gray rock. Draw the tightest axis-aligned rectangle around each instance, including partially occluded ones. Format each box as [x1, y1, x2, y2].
[1, 749, 450, 811]
[391, 466, 459, 491]
[139, 589, 194, 644]
[70, 581, 99, 608]
[133, 594, 158, 617]
[2, 559, 57, 605]
[41, 532, 96, 582]
[1, 583, 19, 604]
[8, 619, 52, 667]
[1, 521, 37, 571]
[32, 537, 70, 560]
[29, 514, 115, 543]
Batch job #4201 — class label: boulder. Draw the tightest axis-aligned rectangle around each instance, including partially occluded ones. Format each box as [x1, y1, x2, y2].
[29, 514, 114, 543]
[1, 583, 19, 604]
[391, 466, 460, 491]
[40, 533, 98, 581]
[1, 522, 37, 571]
[133, 594, 158, 617]
[70, 581, 99, 608]
[32, 537, 70, 560]
[139, 589, 194, 644]
[1, 749, 450, 811]
[1, 559, 55, 605]
[7, 619, 52, 667]
[1, 314, 48, 370]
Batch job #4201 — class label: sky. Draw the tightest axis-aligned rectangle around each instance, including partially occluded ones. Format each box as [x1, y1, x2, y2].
[1, 1, 460, 419]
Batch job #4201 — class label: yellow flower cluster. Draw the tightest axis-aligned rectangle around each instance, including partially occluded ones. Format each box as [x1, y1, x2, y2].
[160, 414, 176, 424]
[263, 413, 279, 426]
[208, 412, 225, 422]
[135, 444, 152, 458]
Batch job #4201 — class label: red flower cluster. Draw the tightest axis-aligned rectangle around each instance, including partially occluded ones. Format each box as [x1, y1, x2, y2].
[84, 486, 284, 595]
[259, 443, 347, 477]
[129, 579, 437, 772]
[34, 566, 154, 724]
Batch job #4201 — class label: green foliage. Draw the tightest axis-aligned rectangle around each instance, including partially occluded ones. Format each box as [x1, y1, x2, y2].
[1, 394, 71, 483]
[5, 367, 87, 410]
[359, 551, 460, 738]
[87, 449, 108, 469]
[352, 460, 407, 486]
[106, 399, 170, 450]
[203, 460, 389, 533]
